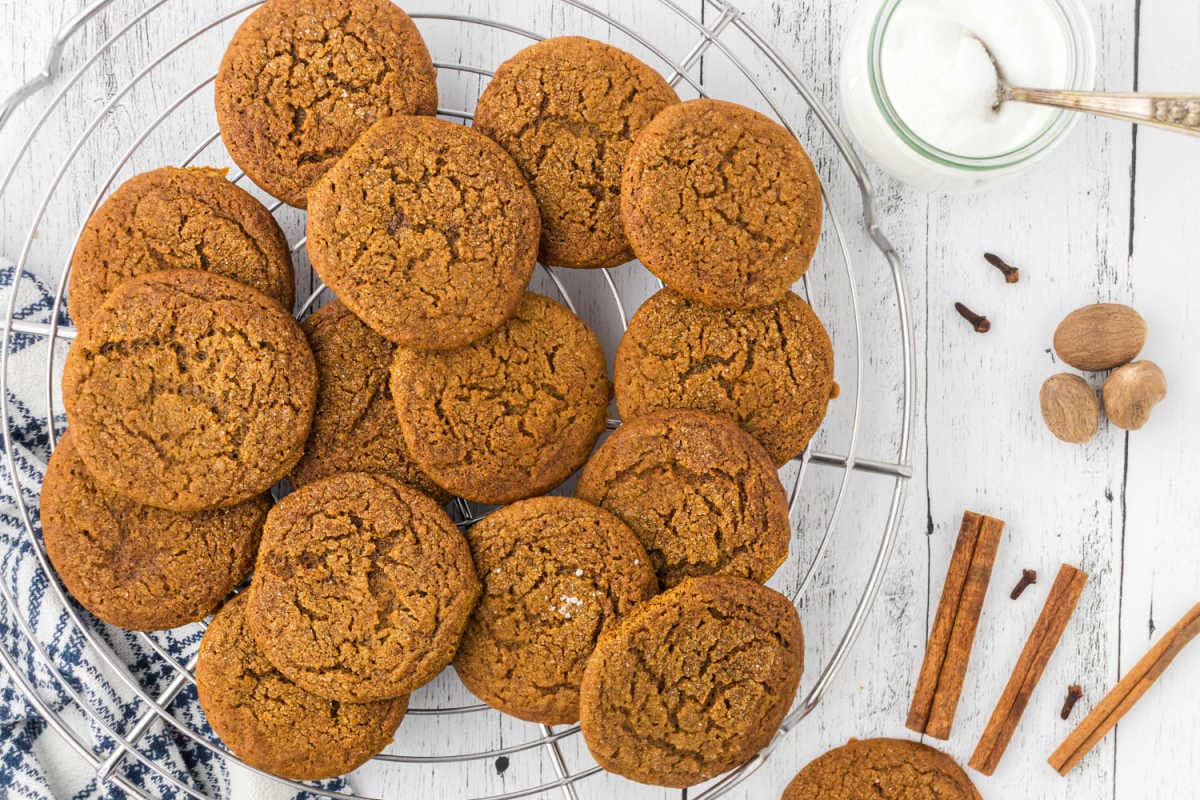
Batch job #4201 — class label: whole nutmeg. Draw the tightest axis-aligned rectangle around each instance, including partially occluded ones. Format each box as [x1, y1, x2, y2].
[1040, 373, 1100, 443]
[1053, 303, 1147, 371]
[1103, 361, 1167, 430]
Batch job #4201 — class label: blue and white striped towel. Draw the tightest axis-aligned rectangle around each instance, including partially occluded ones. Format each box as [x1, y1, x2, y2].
[0, 263, 341, 800]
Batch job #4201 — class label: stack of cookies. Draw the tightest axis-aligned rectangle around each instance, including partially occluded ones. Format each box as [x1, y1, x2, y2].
[41, 0, 837, 788]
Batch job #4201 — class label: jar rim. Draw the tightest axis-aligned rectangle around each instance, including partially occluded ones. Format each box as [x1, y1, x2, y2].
[867, 0, 1097, 171]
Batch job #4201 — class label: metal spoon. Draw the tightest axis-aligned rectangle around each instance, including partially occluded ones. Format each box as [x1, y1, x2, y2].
[973, 34, 1200, 136]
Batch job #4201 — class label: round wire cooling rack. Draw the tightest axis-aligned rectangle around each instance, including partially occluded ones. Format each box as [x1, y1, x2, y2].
[0, 1, 915, 798]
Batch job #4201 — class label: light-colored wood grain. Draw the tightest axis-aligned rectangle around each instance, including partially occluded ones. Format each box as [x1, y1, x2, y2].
[0, 1, 1195, 799]
[1114, 0, 1200, 795]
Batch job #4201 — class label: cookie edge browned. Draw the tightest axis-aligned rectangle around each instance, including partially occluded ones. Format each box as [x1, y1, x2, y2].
[576, 408, 790, 587]
[579, 574, 804, 787]
[620, 98, 823, 309]
[197, 593, 409, 781]
[780, 738, 983, 800]
[453, 495, 657, 724]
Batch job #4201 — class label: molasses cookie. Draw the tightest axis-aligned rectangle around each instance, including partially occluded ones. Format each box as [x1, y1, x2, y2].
[614, 288, 835, 466]
[197, 593, 408, 781]
[293, 301, 448, 502]
[474, 36, 679, 268]
[68, 166, 293, 331]
[390, 292, 610, 505]
[622, 98, 823, 308]
[580, 575, 804, 787]
[40, 430, 269, 631]
[306, 115, 540, 350]
[454, 496, 658, 724]
[576, 409, 790, 588]
[61, 270, 317, 512]
[247, 472, 479, 702]
[215, 0, 438, 208]
[781, 738, 982, 800]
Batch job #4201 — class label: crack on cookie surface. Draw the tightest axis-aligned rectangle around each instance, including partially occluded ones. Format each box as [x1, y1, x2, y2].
[41, 430, 269, 630]
[577, 409, 790, 588]
[197, 593, 408, 780]
[67, 167, 294, 331]
[62, 270, 317, 512]
[614, 289, 834, 466]
[621, 98, 823, 308]
[292, 301, 447, 501]
[390, 293, 611, 504]
[215, 0, 438, 207]
[247, 472, 479, 702]
[579, 575, 803, 787]
[474, 37, 679, 268]
[306, 115, 539, 350]
[454, 496, 657, 724]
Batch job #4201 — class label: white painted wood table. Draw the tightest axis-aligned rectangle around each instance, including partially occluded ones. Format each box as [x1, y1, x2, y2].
[1, 1, 1196, 799]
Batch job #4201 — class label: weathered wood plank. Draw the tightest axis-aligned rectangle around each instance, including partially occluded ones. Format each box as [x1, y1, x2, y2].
[1114, 0, 1200, 795]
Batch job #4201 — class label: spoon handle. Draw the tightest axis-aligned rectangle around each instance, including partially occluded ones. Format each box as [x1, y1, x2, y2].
[1003, 87, 1200, 136]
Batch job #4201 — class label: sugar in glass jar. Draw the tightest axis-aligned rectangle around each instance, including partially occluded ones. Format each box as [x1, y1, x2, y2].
[840, 0, 1096, 190]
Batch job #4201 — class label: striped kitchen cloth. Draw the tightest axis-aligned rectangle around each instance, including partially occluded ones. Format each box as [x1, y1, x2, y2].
[0, 263, 342, 800]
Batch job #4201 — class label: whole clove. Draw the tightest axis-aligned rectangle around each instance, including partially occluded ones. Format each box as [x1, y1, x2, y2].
[1060, 684, 1083, 720]
[1010, 569, 1038, 599]
[955, 302, 991, 333]
[985, 252, 1020, 283]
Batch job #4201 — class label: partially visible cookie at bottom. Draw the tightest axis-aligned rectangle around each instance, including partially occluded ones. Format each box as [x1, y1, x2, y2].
[780, 738, 981, 800]
[580, 574, 803, 787]
[197, 593, 407, 781]
[41, 429, 268, 631]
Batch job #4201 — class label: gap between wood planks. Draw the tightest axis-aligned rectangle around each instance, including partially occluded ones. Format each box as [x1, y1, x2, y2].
[1113, 0, 1142, 793]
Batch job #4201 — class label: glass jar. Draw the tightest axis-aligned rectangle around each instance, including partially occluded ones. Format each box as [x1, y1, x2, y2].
[840, 0, 1097, 191]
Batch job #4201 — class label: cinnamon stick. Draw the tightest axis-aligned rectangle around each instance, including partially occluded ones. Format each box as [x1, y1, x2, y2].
[1049, 602, 1200, 776]
[906, 511, 1005, 739]
[969, 563, 1087, 776]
